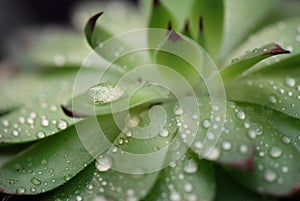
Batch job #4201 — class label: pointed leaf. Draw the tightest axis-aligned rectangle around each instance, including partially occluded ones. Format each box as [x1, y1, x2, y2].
[219, 0, 277, 58]
[145, 151, 215, 201]
[0, 114, 121, 195]
[221, 43, 290, 82]
[226, 65, 300, 119]
[228, 18, 300, 69]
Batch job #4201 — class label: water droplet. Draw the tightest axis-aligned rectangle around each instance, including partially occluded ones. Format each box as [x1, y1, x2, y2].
[159, 128, 169, 137]
[41, 159, 48, 165]
[184, 159, 198, 174]
[285, 78, 296, 87]
[268, 95, 278, 104]
[41, 119, 49, 127]
[206, 148, 220, 160]
[2, 120, 10, 127]
[11, 130, 19, 137]
[31, 178, 41, 186]
[269, 146, 282, 158]
[95, 154, 112, 172]
[202, 120, 211, 128]
[239, 144, 248, 154]
[54, 55, 66, 66]
[192, 114, 199, 120]
[282, 166, 289, 173]
[16, 187, 26, 194]
[282, 136, 291, 144]
[236, 111, 245, 120]
[57, 120, 68, 130]
[264, 170, 277, 182]
[184, 182, 193, 192]
[18, 116, 25, 124]
[222, 141, 232, 150]
[36, 131, 46, 139]
[76, 195, 83, 201]
[174, 107, 183, 115]
[170, 191, 181, 201]
[248, 130, 256, 139]
[86, 83, 124, 104]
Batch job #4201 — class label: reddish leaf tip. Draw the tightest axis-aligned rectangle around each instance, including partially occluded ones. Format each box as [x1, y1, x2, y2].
[61, 105, 90, 118]
[153, 0, 160, 7]
[264, 44, 290, 55]
[87, 12, 104, 33]
[167, 30, 182, 42]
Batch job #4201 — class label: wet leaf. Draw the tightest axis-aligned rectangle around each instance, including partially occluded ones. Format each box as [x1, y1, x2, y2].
[227, 104, 300, 196]
[228, 18, 300, 69]
[226, 65, 300, 119]
[145, 151, 215, 201]
[0, 114, 121, 195]
[221, 43, 290, 82]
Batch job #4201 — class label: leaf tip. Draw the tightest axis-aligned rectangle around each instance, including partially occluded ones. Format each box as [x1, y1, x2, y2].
[264, 44, 290, 55]
[167, 30, 182, 43]
[153, 0, 160, 7]
[199, 16, 203, 33]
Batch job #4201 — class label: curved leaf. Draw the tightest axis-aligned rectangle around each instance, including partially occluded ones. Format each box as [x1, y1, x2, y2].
[221, 43, 290, 82]
[145, 151, 215, 201]
[219, 0, 277, 59]
[227, 105, 300, 196]
[228, 18, 300, 69]
[0, 114, 121, 195]
[226, 65, 300, 119]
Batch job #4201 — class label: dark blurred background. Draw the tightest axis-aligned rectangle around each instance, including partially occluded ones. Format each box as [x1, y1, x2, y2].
[0, 0, 138, 60]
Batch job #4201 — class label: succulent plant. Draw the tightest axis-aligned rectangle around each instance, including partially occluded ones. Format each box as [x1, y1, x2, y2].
[1, 0, 300, 200]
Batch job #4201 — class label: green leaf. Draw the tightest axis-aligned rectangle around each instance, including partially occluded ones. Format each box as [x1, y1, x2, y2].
[189, 0, 224, 58]
[228, 18, 300, 69]
[0, 71, 77, 143]
[221, 43, 290, 82]
[190, 98, 255, 168]
[43, 162, 97, 201]
[219, 0, 277, 59]
[0, 114, 121, 195]
[62, 81, 173, 117]
[9, 28, 92, 69]
[227, 105, 300, 196]
[0, 144, 30, 167]
[145, 151, 215, 201]
[226, 65, 300, 119]
[215, 167, 276, 201]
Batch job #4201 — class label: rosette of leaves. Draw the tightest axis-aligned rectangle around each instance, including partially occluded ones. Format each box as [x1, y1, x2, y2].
[1, 0, 300, 200]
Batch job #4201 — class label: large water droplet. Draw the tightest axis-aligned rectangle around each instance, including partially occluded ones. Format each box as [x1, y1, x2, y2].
[57, 120, 68, 130]
[183, 159, 198, 174]
[159, 128, 169, 137]
[31, 178, 42, 186]
[236, 111, 246, 120]
[202, 120, 211, 128]
[2, 119, 10, 127]
[36, 131, 46, 139]
[184, 182, 193, 192]
[170, 191, 181, 201]
[11, 130, 20, 137]
[268, 95, 278, 104]
[206, 148, 220, 160]
[222, 141, 232, 150]
[86, 83, 124, 104]
[264, 170, 277, 182]
[285, 78, 296, 87]
[282, 136, 291, 144]
[95, 154, 112, 172]
[16, 187, 26, 194]
[269, 146, 282, 158]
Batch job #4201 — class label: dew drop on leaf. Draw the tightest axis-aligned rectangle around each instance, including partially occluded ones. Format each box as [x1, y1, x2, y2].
[56, 120, 68, 130]
[268, 95, 278, 104]
[285, 78, 296, 87]
[269, 146, 282, 158]
[36, 131, 46, 139]
[202, 120, 211, 128]
[85, 83, 124, 104]
[264, 170, 277, 182]
[31, 177, 42, 186]
[222, 141, 232, 150]
[15, 187, 26, 194]
[159, 128, 169, 137]
[236, 111, 246, 120]
[183, 159, 198, 174]
[282, 136, 291, 144]
[95, 154, 112, 172]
